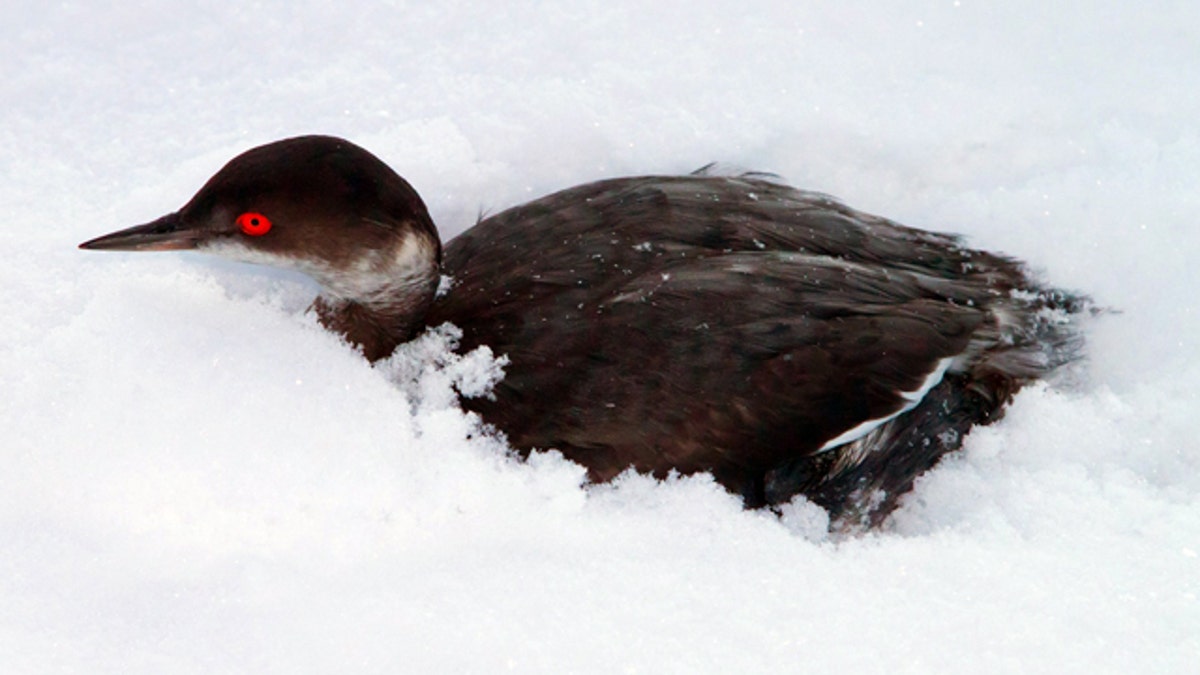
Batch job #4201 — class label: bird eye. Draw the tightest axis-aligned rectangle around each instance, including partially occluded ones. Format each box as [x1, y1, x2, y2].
[236, 212, 272, 236]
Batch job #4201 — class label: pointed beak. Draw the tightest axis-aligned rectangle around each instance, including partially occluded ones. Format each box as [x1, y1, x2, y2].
[78, 212, 203, 251]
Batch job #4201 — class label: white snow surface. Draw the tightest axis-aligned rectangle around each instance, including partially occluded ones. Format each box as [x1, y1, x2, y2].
[3, 2, 1198, 672]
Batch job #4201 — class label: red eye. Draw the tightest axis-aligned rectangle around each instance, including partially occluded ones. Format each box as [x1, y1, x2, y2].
[237, 212, 272, 236]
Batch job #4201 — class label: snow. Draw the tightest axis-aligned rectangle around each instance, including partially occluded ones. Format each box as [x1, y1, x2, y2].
[2, 1, 1198, 671]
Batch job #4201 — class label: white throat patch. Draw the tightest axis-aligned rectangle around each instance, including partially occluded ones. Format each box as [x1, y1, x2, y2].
[203, 230, 438, 307]
[323, 231, 438, 305]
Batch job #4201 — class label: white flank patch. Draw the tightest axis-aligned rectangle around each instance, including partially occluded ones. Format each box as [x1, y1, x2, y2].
[819, 357, 955, 451]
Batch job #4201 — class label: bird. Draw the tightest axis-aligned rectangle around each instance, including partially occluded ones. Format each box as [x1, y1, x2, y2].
[79, 135, 1086, 529]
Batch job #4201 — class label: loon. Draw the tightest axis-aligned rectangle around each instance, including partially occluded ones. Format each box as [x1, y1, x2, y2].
[79, 135, 1085, 528]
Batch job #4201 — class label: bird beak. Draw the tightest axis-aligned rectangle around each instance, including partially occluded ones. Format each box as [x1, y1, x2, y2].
[78, 212, 202, 251]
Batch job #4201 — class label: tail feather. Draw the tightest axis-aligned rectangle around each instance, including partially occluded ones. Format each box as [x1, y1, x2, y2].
[971, 286, 1090, 385]
[764, 282, 1090, 530]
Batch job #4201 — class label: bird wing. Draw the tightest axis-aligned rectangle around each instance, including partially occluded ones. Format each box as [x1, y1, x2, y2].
[428, 175, 1004, 483]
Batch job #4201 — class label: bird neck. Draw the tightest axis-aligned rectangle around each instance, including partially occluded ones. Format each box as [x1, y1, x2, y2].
[312, 277, 438, 361]
[310, 227, 442, 362]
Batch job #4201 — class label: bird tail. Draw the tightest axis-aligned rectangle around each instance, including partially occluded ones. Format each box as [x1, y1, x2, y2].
[767, 281, 1093, 531]
[967, 286, 1091, 390]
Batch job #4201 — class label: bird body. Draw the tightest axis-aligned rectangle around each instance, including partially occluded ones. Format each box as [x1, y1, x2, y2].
[80, 136, 1085, 527]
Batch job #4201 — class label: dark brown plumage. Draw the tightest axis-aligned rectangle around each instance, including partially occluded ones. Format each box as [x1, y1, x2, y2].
[80, 135, 1086, 528]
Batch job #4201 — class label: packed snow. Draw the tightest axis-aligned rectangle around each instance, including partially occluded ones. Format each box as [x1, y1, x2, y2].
[2, 1, 1198, 672]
